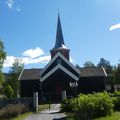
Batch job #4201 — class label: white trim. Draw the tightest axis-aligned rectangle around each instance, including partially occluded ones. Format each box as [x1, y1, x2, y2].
[102, 66, 107, 76]
[18, 69, 24, 80]
[40, 64, 79, 82]
[41, 52, 79, 76]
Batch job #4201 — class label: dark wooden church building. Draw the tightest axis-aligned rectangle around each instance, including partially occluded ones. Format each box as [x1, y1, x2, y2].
[19, 14, 107, 101]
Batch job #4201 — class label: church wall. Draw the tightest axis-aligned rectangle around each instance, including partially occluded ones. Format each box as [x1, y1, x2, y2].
[42, 70, 77, 101]
[20, 80, 40, 98]
[78, 77, 106, 94]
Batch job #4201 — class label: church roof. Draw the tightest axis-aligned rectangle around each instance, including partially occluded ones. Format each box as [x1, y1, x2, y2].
[19, 69, 43, 80]
[52, 14, 66, 50]
[79, 67, 107, 77]
[18, 67, 107, 81]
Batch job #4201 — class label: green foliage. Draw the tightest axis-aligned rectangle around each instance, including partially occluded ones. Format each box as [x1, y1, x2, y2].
[3, 85, 14, 98]
[61, 98, 75, 112]
[92, 92, 113, 118]
[0, 72, 5, 89]
[8, 58, 24, 97]
[111, 92, 120, 111]
[61, 92, 114, 119]
[113, 65, 120, 84]
[83, 61, 95, 67]
[0, 40, 6, 93]
[0, 104, 29, 119]
[0, 40, 6, 70]
[97, 58, 112, 75]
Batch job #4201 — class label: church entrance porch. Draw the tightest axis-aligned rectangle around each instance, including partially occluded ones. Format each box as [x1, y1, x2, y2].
[41, 69, 78, 102]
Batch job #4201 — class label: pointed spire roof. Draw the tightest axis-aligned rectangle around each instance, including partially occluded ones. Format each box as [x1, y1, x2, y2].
[53, 14, 65, 49]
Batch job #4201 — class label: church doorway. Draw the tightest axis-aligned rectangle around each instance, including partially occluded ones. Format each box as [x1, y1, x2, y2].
[56, 83, 62, 100]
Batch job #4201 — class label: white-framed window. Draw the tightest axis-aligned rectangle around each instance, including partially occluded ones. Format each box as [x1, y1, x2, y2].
[57, 59, 62, 65]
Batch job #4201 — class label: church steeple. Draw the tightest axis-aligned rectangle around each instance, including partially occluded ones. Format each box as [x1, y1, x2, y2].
[54, 13, 65, 49]
[50, 14, 70, 60]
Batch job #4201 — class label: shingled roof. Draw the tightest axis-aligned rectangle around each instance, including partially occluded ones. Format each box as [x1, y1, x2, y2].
[79, 67, 107, 77]
[19, 67, 107, 80]
[19, 69, 43, 80]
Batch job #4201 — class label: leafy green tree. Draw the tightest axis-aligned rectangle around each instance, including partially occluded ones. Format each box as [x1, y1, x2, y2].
[97, 58, 112, 75]
[113, 64, 120, 85]
[76, 64, 80, 69]
[0, 40, 6, 69]
[4, 85, 14, 98]
[83, 61, 95, 67]
[0, 40, 6, 90]
[8, 58, 24, 97]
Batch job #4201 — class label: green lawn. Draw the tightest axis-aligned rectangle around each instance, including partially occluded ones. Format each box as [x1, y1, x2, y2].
[38, 104, 50, 111]
[67, 112, 120, 120]
[95, 112, 120, 120]
[7, 104, 49, 120]
[9, 112, 32, 120]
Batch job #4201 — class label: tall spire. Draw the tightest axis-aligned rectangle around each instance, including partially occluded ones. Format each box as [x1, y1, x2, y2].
[50, 13, 70, 60]
[53, 13, 65, 49]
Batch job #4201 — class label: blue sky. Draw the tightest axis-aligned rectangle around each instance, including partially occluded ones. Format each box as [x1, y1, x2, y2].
[1, 0, 120, 72]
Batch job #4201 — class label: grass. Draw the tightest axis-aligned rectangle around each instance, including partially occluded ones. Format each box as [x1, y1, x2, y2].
[67, 111, 120, 120]
[95, 112, 120, 120]
[7, 112, 32, 120]
[38, 104, 50, 111]
[9, 104, 49, 120]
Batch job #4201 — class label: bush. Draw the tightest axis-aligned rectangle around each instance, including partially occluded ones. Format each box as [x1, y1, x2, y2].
[112, 96, 120, 111]
[77, 92, 113, 118]
[61, 92, 114, 119]
[3, 85, 14, 98]
[0, 104, 29, 119]
[93, 92, 113, 118]
[77, 94, 95, 119]
[61, 98, 75, 112]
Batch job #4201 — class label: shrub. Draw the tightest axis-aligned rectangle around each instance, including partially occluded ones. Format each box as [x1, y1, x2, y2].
[77, 93, 114, 119]
[61, 98, 75, 112]
[112, 96, 120, 111]
[61, 92, 114, 119]
[0, 104, 29, 119]
[3, 85, 14, 98]
[93, 92, 113, 118]
[77, 94, 95, 119]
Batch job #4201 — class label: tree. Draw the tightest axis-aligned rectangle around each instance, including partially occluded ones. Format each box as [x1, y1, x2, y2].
[113, 64, 120, 85]
[0, 40, 6, 89]
[0, 40, 6, 69]
[83, 61, 95, 67]
[76, 64, 80, 69]
[4, 85, 14, 98]
[97, 58, 112, 75]
[8, 58, 24, 97]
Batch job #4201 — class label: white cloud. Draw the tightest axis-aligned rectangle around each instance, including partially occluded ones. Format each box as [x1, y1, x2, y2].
[6, 0, 22, 12]
[70, 58, 75, 63]
[3, 55, 51, 68]
[3, 56, 15, 67]
[16, 7, 21, 12]
[3, 47, 75, 68]
[109, 23, 120, 31]
[3, 47, 51, 68]
[6, 0, 15, 9]
[22, 47, 44, 58]
[21, 55, 51, 65]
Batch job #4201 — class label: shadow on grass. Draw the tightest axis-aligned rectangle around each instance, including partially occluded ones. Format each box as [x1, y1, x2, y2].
[53, 116, 67, 120]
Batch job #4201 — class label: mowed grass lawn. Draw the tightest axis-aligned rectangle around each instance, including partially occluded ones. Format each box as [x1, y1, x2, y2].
[67, 111, 120, 120]
[95, 112, 120, 120]
[8, 104, 49, 120]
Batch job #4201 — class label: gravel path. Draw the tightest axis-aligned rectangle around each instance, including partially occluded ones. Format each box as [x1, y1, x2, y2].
[24, 104, 67, 120]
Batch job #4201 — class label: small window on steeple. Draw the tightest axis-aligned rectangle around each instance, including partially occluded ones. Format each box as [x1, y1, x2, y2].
[57, 59, 61, 65]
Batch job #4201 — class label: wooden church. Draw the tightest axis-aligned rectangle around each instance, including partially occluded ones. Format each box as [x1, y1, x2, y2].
[19, 14, 107, 101]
